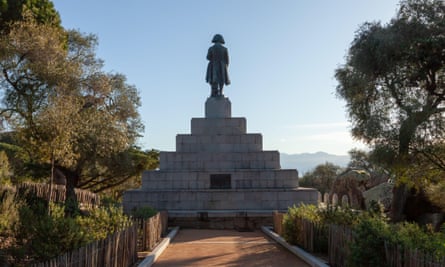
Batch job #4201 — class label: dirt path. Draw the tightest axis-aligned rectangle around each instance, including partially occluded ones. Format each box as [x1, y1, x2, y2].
[153, 229, 310, 267]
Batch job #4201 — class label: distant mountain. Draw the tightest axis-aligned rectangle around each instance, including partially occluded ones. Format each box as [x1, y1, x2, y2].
[280, 152, 350, 174]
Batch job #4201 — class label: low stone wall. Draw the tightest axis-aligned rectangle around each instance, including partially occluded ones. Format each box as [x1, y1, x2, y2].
[167, 210, 274, 230]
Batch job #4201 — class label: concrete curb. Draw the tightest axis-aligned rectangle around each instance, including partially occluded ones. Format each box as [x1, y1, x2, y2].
[261, 226, 329, 267]
[138, 226, 180, 267]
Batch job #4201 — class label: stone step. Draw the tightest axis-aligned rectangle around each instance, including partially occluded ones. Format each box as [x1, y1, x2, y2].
[160, 151, 280, 170]
[191, 118, 246, 135]
[176, 133, 263, 152]
[141, 169, 299, 190]
[123, 188, 319, 211]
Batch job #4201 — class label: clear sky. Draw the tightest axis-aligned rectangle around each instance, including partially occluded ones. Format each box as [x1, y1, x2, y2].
[51, 0, 400, 155]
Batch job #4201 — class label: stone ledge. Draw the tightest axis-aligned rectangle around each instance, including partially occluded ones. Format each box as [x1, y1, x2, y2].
[137, 226, 180, 267]
[191, 117, 246, 135]
[167, 209, 277, 217]
[261, 226, 329, 267]
[123, 188, 319, 212]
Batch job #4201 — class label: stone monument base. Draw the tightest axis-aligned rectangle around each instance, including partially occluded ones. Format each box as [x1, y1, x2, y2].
[123, 96, 320, 230]
[124, 188, 317, 212]
[168, 210, 274, 230]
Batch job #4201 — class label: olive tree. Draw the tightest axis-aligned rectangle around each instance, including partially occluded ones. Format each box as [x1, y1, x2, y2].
[0, 17, 145, 212]
[335, 0, 445, 221]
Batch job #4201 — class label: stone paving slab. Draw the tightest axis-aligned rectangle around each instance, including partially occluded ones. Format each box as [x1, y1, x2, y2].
[153, 229, 310, 267]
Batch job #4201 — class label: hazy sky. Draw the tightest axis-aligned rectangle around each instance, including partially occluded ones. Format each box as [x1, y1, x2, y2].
[51, 0, 400, 155]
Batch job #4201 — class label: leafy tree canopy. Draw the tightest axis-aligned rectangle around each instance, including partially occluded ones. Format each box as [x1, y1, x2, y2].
[299, 162, 342, 194]
[0, 0, 61, 31]
[335, 0, 445, 158]
[0, 14, 153, 205]
[335, 0, 445, 221]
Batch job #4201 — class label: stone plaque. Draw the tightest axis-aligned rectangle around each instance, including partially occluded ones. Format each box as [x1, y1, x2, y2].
[210, 174, 231, 189]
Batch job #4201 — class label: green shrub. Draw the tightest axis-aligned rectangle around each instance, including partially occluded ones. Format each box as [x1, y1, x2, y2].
[0, 188, 21, 235]
[282, 204, 320, 245]
[281, 203, 445, 266]
[348, 214, 390, 267]
[282, 206, 299, 245]
[17, 202, 87, 262]
[0, 151, 11, 185]
[319, 205, 358, 226]
[130, 206, 157, 219]
[77, 205, 131, 242]
[392, 222, 445, 260]
[100, 195, 121, 208]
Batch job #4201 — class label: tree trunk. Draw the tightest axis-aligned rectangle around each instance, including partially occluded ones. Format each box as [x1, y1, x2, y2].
[390, 115, 419, 222]
[59, 166, 80, 217]
[390, 184, 408, 222]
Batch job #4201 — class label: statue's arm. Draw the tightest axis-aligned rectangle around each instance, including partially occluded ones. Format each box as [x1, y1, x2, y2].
[206, 48, 212, 61]
[224, 48, 229, 65]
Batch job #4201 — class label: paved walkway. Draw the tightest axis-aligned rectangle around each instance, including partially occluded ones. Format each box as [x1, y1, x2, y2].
[153, 229, 310, 267]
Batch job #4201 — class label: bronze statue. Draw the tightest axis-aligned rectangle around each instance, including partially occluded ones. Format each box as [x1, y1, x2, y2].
[206, 34, 230, 97]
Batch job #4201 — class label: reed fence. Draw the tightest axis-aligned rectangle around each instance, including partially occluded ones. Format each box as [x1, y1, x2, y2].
[296, 217, 328, 253]
[32, 223, 138, 267]
[272, 211, 284, 236]
[16, 182, 100, 207]
[135, 211, 168, 251]
[274, 212, 445, 267]
[385, 243, 445, 267]
[328, 224, 353, 267]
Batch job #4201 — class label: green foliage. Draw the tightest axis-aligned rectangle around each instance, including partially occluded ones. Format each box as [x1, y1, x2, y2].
[0, 14, 144, 195]
[0, 0, 61, 32]
[0, 141, 36, 183]
[17, 202, 87, 261]
[336, 0, 445, 221]
[0, 151, 11, 185]
[81, 148, 159, 196]
[76, 205, 131, 242]
[0, 187, 21, 235]
[391, 222, 445, 259]
[282, 204, 320, 245]
[299, 162, 341, 194]
[64, 196, 81, 217]
[348, 215, 445, 266]
[130, 206, 157, 220]
[1, 184, 136, 264]
[281, 202, 445, 265]
[348, 214, 391, 267]
[99, 195, 122, 208]
[319, 205, 358, 226]
[282, 206, 300, 245]
[425, 180, 445, 211]
[335, 0, 445, 158]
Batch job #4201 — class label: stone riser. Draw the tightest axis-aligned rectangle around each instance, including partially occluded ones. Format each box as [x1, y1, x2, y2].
[141, 169, 298, 190]
[160, 151, 280, 170]
[191, 118, 246, 135]
[123, 188, 318, 211]
[168, 214, 272, 230]
[176, 133, 263, 152]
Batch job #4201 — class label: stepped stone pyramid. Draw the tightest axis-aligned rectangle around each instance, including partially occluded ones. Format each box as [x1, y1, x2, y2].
[123, 96, 318, 220]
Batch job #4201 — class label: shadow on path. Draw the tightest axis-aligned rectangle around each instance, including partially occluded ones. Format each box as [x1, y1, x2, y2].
[153, 229, 309, 267]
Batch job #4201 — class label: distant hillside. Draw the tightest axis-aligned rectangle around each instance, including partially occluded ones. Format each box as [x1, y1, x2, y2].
[280, 152, 350, 174]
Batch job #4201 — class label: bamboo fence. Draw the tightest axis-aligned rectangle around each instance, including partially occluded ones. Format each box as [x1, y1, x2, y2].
[32, 223, 138, 267]
[134, 211, 168, 251]
[328, 224, 353, 267]
[274, 211, 445, 267]
[15, 182, 100, 207]
[272, 211, 284, 236]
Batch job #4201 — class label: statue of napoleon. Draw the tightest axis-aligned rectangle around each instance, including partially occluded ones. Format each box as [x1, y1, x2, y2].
[206, 34, 230, 97]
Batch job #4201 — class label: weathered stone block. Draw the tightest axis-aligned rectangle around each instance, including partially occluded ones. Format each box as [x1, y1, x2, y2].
[191, 118, 246, 135]
[205, 96, 231, 118]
